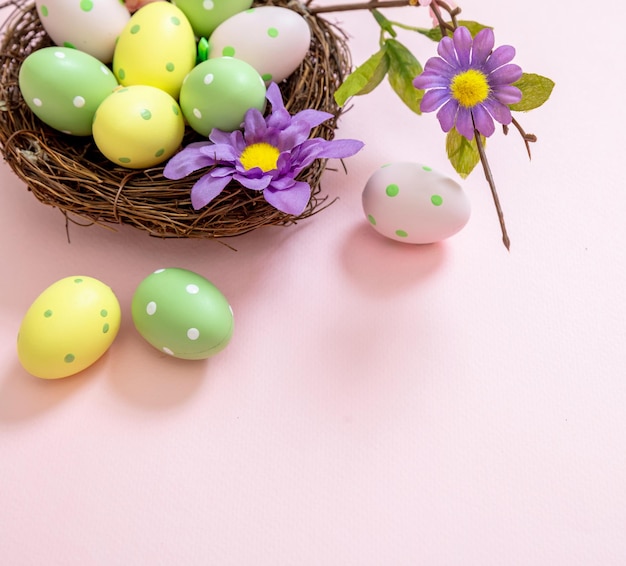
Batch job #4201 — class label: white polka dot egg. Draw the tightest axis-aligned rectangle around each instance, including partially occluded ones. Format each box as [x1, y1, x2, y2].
[362, 162, 471, 244]
[208, 6, 311, 84]
[35, 0, 130, 63]
[131, 268, 234, 360]
[18, 47, 118, 136]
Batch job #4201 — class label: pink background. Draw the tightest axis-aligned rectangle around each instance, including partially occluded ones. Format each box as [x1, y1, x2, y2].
[2, 1, 625, 564]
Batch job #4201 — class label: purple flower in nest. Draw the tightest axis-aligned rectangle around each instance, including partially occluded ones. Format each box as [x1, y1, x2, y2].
[163, 82, 364, 216]
[413, 26, 523, 140]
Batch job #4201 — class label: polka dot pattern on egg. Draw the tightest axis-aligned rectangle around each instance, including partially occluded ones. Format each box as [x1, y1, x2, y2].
[17, 276, 121, 379]
[362, 162, 472, 244]
[131, 268, 234, 360]
[205, 6, 312, 85]
[18, 46, 120, 136]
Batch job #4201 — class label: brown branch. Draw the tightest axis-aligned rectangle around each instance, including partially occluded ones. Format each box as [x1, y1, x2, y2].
[308, 1, 417, 14]
[474, 132, 511, 251]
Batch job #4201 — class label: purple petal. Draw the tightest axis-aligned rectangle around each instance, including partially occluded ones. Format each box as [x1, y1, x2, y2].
[420, 88, 451, 112]
[472, 103, 495, 138]
[455, 106, 475, 140]
[163, 143, 215, 180]
[190, 172, 233, 210]
[292, 109, 334, 130]
[413, 63, 453, 89]
[484, 45, 516, 73]
[422, 56, 455, 78]
[452, 27, 472, 68]
[437, 36, 458, 67]
[292, 138, 363, 169]
[243, 108, 268, 144]
[266, 107, 292, 130]
[264, 180, 311, 215]
[233, 172, 272, 190]
[436, 98, 458, 132]
[277, 120, 315, 151]
[491, 84, 522, 105]
[488, 63, 523, 86]
[266, 82, 285, 113]
[471, 28, 494, 67]
[483, 98, 513, 125]
[268, 176, 296, 191]
[199, 143, 239, 162]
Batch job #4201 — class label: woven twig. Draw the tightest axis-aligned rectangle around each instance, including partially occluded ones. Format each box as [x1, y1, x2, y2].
[0, 0, 351, 238]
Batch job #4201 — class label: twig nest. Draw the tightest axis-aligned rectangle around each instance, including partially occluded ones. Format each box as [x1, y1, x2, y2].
[0, 0, 351, 238]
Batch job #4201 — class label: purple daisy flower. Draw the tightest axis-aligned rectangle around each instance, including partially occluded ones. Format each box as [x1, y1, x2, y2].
[163, 82, 364, 216]
[413, 26, 523, 140]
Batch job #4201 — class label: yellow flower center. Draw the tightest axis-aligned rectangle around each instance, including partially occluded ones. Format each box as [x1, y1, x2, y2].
[450, 69, 490, 108]
[239, 142, 280, 172]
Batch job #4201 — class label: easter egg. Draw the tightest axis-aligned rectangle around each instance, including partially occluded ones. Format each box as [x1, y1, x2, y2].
[113, 2, 196, 99]
[208, 6, 311, 84]
[131, 268, 234, 360]
[17, 276, 121, 379]
[35, 0, 131, 63]
[179, 57, 266, 136]
[172, 0, 252, 38]
[92, 85, 185, 169]
[18, 47, 118, 136]
[362, 162, 471, 244]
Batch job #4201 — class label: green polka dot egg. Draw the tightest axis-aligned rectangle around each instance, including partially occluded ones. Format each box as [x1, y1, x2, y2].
[179, 57, 266, 136]
[18, 47, 118, 136]
[172, 0, 253, 38]
[207, 6, 312, 84]
[362, 162, 471, 244]
[113, 1, 196, 99]
[36, 0, 130, 63]
[17, 276, 121, 379]
[131, 268, 234, 360]
[92, 85, 185, 169]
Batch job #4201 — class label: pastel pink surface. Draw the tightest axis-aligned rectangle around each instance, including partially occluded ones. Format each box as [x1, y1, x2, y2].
[2, 1, 626, 564]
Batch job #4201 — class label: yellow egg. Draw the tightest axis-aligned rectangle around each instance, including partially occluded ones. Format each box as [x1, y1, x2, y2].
[17, 276, 121, 379]
[113, 2, 196, 99]
[92, 85, 185, 169]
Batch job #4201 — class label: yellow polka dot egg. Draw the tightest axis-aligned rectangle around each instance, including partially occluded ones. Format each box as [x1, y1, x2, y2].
[92, 85, 185, 169]
[17, 276, 121, 379]
[362, 162, 471, 244]
[113, 1, 196, 99]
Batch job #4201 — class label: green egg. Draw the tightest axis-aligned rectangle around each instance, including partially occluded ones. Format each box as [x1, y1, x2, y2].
[172, 0, 252, 38]
[179, 57, 266, 136]
[18, 47, 119, 136]
[131, 268, 234, 360]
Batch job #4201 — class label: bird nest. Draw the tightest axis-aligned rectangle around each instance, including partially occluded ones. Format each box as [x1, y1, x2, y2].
[0, 0, 351, 238]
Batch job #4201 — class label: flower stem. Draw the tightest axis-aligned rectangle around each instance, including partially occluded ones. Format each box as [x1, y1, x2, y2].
[474, 131, 511, 251]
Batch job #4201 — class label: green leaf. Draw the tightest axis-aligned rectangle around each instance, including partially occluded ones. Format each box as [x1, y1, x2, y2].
[334, 47, 390, 107]
[509, 73, 555, 112]
[385, 39, 423, 115]
[446, 129, 483, 178]
[424, 21, 492, 42]
[371, 9, 397, 38]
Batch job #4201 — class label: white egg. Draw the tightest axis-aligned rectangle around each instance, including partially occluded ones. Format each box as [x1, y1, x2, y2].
[207, 6, 311, 84]
[36, 0, 131, 63]
[362, 162, 471, 244]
